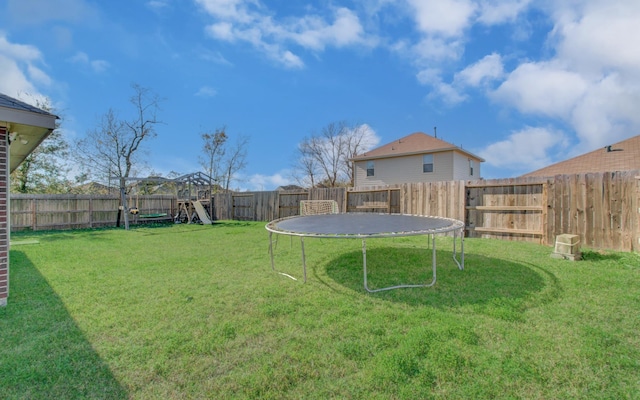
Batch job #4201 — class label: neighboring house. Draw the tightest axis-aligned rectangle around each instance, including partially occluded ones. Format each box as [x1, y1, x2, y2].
[0, 93, 57, 307]
[522, 134, 640, 177]
[351, 132, 484, 187]
[276, 184, 305, 191]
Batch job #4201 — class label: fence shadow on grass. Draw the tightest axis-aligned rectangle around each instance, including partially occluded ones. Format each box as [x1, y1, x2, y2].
[324, 246, 557, 313]
[0, 251, 128, 399]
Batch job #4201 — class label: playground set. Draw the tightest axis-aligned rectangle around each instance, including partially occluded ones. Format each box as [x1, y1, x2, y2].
[117, 172, 216, 229]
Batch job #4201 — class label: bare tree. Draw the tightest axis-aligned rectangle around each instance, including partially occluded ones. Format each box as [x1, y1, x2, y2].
[295, 121, 379, 187]
[221, 135, 249, 191]
[76, 83, 162, 228]
[199, 126, 228, 190]
[341, 124, 379, 186]
[291, 141, 319, 188]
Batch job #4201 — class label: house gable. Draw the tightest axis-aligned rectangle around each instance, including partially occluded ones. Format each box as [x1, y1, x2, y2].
[351, 132, 483, 186]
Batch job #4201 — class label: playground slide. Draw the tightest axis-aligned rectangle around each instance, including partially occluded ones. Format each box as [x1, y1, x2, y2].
[193, 200, 213, 225]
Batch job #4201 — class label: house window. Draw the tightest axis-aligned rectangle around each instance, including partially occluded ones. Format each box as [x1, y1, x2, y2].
[422, 154, 433, 173]
[469, 159, 474, 176]
[366, 161, 375, 176]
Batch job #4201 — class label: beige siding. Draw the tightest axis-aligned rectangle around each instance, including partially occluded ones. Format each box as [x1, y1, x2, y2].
[354, 151, 457, 186]
[452, 152, 482, 180]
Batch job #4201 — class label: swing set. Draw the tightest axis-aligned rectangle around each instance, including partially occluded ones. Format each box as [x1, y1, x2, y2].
[128, 188, 168, 219]
[114, 176, 174, 229]
[114, 173, 215, 230]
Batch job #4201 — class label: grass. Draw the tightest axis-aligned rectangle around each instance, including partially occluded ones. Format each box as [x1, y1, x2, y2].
[1, 221, 639, 399]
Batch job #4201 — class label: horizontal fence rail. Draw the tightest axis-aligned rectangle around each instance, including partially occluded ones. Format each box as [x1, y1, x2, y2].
[10, 170, 640, 252]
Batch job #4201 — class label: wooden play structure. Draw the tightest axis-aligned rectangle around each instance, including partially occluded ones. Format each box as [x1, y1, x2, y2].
[114, 172, 216, 229]
[173, 172, 215, 225]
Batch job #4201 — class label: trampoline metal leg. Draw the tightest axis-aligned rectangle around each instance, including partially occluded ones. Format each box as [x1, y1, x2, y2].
[300, 237, 307, 283]
[269, 232, 305, 282]
[363, 234, 438, 293]
[269, 232, 275, 271]
[362, 239, 368, 290]
[452, 228, 464, 270]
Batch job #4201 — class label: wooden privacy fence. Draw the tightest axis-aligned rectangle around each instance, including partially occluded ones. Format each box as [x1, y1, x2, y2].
[465, 171, 640, 252]
[10, 194, 175, 231]
[9, 171, 640, 252]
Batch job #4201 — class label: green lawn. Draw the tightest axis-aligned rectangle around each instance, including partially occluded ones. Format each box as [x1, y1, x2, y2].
[1, 221, 639, 399]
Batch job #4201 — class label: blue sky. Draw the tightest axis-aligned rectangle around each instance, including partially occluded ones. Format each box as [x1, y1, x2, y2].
[1, 0, 639, 190]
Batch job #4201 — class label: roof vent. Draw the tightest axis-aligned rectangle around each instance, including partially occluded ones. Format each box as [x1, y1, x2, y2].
[605, 145, 623, 152]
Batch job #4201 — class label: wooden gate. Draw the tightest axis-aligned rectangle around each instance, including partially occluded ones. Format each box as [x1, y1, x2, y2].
[466, 181, 547, 243]
[232, 194, 255, 220]
[277, 192, 308, 218]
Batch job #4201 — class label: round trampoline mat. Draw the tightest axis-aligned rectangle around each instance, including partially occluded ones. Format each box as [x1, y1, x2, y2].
[266, 213, 464, 238]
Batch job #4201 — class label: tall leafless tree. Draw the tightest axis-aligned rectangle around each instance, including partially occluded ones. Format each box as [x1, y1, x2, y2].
[200, 126, 228, 191]
[341, 124, 378, 186]
[294, 121, 378, 187]
[221, 135, 249, 191]
[76, 83, 162, 228]
[291, 141, 319, 188]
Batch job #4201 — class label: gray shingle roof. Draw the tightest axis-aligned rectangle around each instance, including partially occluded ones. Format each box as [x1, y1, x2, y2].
[0, 93, 54, 116]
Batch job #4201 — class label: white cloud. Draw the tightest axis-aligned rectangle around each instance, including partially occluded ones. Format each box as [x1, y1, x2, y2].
[279, 50, 304, 69]
[197, 48, 233, 65]
[0, 33, 41, 61]
[197, 1, 369, 68]
[207, 22, 235, 41]
[416, 68, 441, 86]
[477, 0, 532, 24]
[347, 123, 381, 153]
[492, 62, 588, 118]
[489, 0, 640, 158]
[27, 64, 52, 86]
[412, 37, 464, 64]
[552, 1, 640, 77]
[431, 82, 468, 105]
[478, 127, 569, 171]
[570, 73, 640, 151]
[147, 0, 170, 10]
[195, 86, 218, 97]
[457, 53, 504, 87]
[0, 33, 50, 103]
[69, 51, 110, 73]
[7, 0, 99, 25]
[246, 171, 291, 191]
[0, 55, 38, 98]
[195, 0, 256, 24]
[424, 53, 505, 105]
[407, 0, 476, 37]
[286, 8, 367, 50]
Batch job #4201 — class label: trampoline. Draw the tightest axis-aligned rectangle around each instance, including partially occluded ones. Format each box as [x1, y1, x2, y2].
[265, 213, 465, 292]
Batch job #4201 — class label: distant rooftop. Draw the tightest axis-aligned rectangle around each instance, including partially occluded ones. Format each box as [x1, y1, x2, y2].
[351, 132, 484, 161]
[521, 134, 640, 177]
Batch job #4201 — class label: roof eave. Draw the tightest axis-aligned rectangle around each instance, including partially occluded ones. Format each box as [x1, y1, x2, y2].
[351, 147, 485, 162]
[0, 106, 58, 131]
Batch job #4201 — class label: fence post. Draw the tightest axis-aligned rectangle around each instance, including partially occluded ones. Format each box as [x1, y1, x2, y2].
[636, 175, 640, 252]
[31, 197, 36, 231]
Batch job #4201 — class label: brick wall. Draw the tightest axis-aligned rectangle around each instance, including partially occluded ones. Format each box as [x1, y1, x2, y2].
[0, 127, 7, 307]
